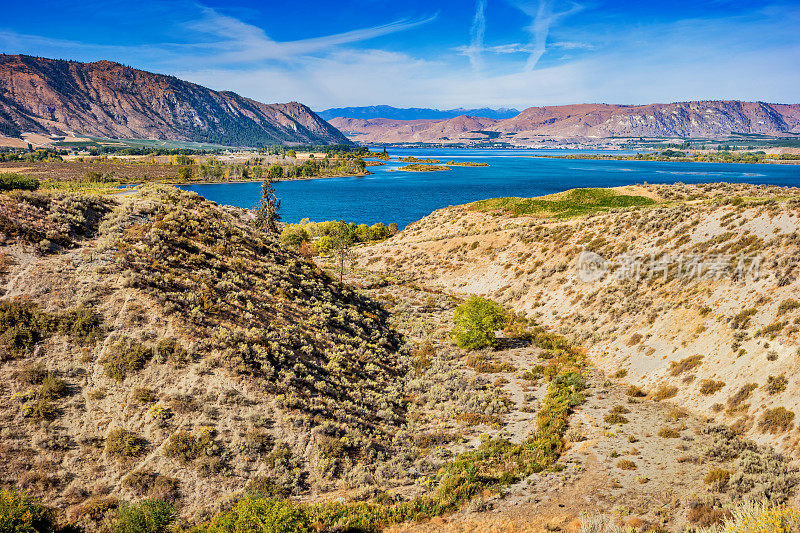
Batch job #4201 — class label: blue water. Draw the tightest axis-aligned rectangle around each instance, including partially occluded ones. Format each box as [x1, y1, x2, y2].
[178, 148, 800, 228]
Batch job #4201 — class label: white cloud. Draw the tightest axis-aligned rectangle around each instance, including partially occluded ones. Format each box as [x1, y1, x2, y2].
[179, 6, 437, 65]
[0, 1, 797, 110]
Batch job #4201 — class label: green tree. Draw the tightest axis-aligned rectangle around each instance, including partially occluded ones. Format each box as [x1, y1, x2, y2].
[178, 166, 193, 182]
[254, 177, 281, 234]
[317, 222, 355, 283]
[0, 173, 39, 191]
[267, 164, 283, 181]
[280, 224, 310, 247]
[452, 296, 508, 350]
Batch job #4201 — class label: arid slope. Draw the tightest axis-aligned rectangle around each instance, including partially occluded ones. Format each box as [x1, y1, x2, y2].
[356, 184, 800, 459]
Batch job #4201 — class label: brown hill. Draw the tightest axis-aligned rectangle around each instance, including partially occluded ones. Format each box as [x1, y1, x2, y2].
[2, 183, 799, 531]
[0, 54, 350, 146]
[329, 101, 800, 144]
[0, 185, 409, 522]
[356, 184, 800, 459]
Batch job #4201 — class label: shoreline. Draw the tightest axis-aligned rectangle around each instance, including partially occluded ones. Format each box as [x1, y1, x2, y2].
[526, 154, 800, 165]
[153, 171, 372, 187]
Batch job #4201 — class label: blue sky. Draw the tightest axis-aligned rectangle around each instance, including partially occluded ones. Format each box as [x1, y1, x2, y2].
[1, 1, 798, 109]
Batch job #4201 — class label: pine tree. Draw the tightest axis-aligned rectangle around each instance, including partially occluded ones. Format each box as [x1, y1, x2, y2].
[255, 177, 281, 234]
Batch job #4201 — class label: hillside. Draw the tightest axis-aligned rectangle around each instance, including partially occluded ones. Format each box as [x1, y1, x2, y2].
[356, 184, 800, 460]
[329, 101, 800, 145]
[0, 54, 350, 147]
[0, 185, 412, 524]
[1, 183, 799, 532]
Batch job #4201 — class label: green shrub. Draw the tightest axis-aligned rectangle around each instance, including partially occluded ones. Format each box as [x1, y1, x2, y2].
[653, 385, 678, 400]
[604, 413, 629, 424]
[732, 308, 757, 329]
[758, 407, 795, 433]
[133, 388, 157, 404]
[20, 398, 57, 422]
[39, 375, 67, 400]
[0, 302, 41, 358]
[102, 338, 151, 381]
[148, 404, 173, 423]
[704, 468, 732, 491]
[280, 225, 311, 248]
[0, 173, 39, 191]
[0, 302, 103, 360]
[163, 430, 216, 464]
[452, 296, 507, 350]
[765, 374, 788, 395]
[122, 470, 179, 499]
[778, 299, 800, 315]
[50, 307, 103, 343]
[207, 496, 310, 533]
[669, 354, 704, 376]
[0, 488, 56, 532]
[154, 338, 190, 366]
[658, 427, 680, 438]
[106, 429, 146, 460]
[111, 498, 176, 533]
[625, 385, 646, 398]
[699, 379, 725, 395]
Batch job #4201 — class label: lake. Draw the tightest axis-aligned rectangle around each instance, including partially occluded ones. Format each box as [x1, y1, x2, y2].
[178, 148, 800, 228]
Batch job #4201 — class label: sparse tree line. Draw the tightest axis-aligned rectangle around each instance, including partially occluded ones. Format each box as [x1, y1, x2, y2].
[176, 154, 368, 182]
[0, 148, 63, 162]
[280, 219, 399, 255]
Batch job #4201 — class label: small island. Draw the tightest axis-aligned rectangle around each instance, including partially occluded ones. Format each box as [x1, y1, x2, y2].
[399, 156, 441, 164]
[395, 164, 451, 172]
[446, 160, 489, 167]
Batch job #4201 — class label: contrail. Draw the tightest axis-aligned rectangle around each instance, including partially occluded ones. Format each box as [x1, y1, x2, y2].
[466, 0, 487, 71]
[516, 0, 582, 71]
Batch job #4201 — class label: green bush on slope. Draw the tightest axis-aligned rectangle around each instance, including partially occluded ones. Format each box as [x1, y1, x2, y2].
[0, 488, 56, 533]
[452, 296, 508, 350]
[0, 172, 39, 191]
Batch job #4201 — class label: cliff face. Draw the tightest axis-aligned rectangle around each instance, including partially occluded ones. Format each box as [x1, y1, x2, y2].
[0, 54, 350, 146]
[329, 101, 800, 144]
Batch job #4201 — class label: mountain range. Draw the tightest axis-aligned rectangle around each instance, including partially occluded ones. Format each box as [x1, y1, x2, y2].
[0, 54, 349, 147]
[328, 101, 800, 145]
[2, 54, 799, 149]
[316, 105, 520, 121]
